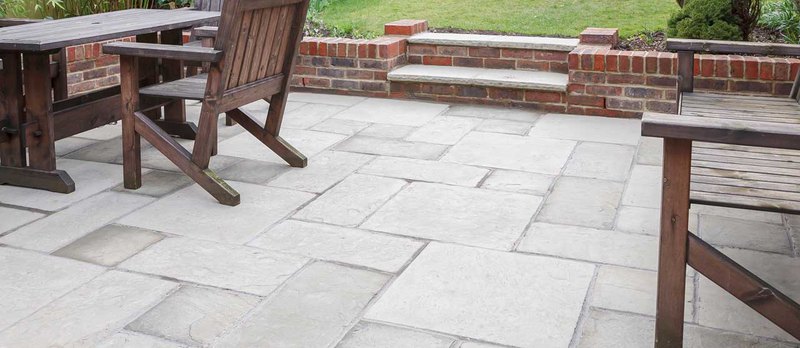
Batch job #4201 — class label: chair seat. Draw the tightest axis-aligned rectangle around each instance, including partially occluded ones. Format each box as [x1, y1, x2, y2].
[682, 93, 800, 213]
[140, 74, 207, 100]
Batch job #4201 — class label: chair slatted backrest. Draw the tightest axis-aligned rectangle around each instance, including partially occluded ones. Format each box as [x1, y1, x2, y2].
[194, 0, 225, 12]
[212, 0, 308, 94]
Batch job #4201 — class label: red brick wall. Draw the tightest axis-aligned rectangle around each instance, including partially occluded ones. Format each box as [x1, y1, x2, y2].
[406, 44, 569, 73]
[65, 37, 133, 95]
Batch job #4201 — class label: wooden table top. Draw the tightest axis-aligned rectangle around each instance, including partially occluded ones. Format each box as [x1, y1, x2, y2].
[0, 9, 219, 52]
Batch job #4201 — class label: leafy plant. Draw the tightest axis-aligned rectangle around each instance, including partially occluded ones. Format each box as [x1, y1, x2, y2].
[732, 0, 761, 39]
[761, 0, 800, 43]
[668, 0, 743, 40]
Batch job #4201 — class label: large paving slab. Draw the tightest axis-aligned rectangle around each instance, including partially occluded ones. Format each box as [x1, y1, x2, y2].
[529, 114, 641, 145]
[119, 237, 308, 296]
[405, 116, 481, 145]
[268, 151, 374, 193]
[216, 159, 289, 184]
[216, 262, 388, 348]
[407, 32, 579, 51]
[218, 128, 346, 163]
[519, 223, 659, 270]
[637, 137, 663, 165]
[363, 182, 541, 250]
[537, 176, 624, 229]
[96, 331, 188, 348]
[280, 103, 349, 129]
[0, 207, 44, 234]
[358, 124, 416, 139]
[475, 118, 534, 135]
[358, 156, 489, 187]
[563, 142, 635, 181]
[388, 65, 568, 91]
[333, 98, 448, 126]
[53, 224, 164, 266]
[0, 271, 177, 347]
[0, 247, 105, 331]
[365, 242, 595, 347]
[310, 118, 370, 135]
[288, 92, 367, 106]
[334, 136, 449, 160]
[592, 265, 693, 320]
[0, 159, 130, 211]
[442, 132, 576, 174]
[615, 205, 699, 236]
[0, 192, 155, 253]
[118, 181, 314, 244]
[479, 169, 555, 196]
[127, 286, 260, 346]
[445, 105, 542, 122]
[621, 164, 663, 209]
[576, 309, 795, 348]
[698, 215, 792, 254]
[112, 170, 193, 197]
[336, 322, 455, 348]
[249, 220, 424, 272]
[294, 174, 407, 227]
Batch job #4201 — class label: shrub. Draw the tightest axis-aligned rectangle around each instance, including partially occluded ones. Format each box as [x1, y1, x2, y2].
[668, 0, 743, 40]
[761, 0, 800, 43]
[732, 0, 761, 39]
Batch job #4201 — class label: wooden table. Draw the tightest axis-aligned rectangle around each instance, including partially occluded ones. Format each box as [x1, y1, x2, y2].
[0, 9, 219, 193]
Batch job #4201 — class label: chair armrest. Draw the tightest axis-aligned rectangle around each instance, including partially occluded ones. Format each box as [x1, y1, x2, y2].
[642, 112, 800, 150]
[193, 26, 218, 39]
[667, 38, 800, 56]
[103, 42, 222, 62]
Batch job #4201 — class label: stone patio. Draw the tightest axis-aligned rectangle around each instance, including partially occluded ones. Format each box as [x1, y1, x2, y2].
[1, 93, 799, 347]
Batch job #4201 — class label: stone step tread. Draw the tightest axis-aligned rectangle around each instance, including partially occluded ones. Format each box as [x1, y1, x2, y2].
[388, 65, 568, 92]
[408, 32, 579, 52]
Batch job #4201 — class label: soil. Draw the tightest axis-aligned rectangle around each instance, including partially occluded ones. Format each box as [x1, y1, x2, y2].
[616, 27, 786, 51]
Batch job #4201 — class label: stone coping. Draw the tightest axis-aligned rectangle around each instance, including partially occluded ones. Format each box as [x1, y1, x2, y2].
[408, 32, 579, 52]
[388, 65, 568, 92]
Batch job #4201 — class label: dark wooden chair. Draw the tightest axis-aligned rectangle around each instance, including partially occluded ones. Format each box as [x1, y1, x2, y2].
[104, 0, 310, 206]
[642, 38, 800, 347]
[0, 19, 68, 101]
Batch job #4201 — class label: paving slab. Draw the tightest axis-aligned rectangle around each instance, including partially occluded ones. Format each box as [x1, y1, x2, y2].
[96, 331, 188, 348]
[529, 114, 641, 145]
[119, 237, 308, 296]
[592, 265, 693, 319]
[365, 242, 594, 348]
[519, 223, 659, 270]
[480, 169, 554, 196]
[281, 103, 348, 129]
[0, 159, 131, 211]
[335, 136, 449, 160]
[118, 181, 314, 244]
[127, 286, 260, 346]
[458, 342, 507, 348]
[442, 132, 576, 174]
[563, 142, 635, 181]
[0, 271, 177, 347]
[358, 124, 417, 139]
[289, 92, 367, 106]
[577, 309, 795, 348]
[53, 224, 164, 266]
[388, 65, 568, 92]
[699, 215, 792, 254]
[408, 32, 579, 51]
[621, 164, 662, 209]
[268, 151, 374, 193]
[537, 176, 623, 229]
[294, 174, 407, 227]
[445, 105, 542, 122]
[112, 170, 194, 197]
[692, 204, 785, 225]
[615, 205, 698, 236]
[216, 262, 388, 348]
[249, 220, 423, 272]
[75, 122, 122, 140]
[311, 118, 370, 135]
[363, 182, 540, 250]
[0, 247, 105, 331]
[0, 207, 44, 234]
[216, 159, 288, 184]
[218, 128, 346, 163]
[334, 98, 448, 126]
[405, 116, 482, 145]
[337, 322, 455, 348]
[637, 137, 663, 165]
[358, 156, 489, 187]
[475, 119, 534, 135]
[55, 137, 98, 156]
[0, 192, 155, 253]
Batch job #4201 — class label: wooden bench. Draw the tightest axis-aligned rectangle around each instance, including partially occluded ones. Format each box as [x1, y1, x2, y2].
[642, 38, 800, 347]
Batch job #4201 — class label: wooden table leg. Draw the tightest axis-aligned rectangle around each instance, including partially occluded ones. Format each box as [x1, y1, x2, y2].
[0, 52, 74, 193]
[156, 28, 198, 141]
[0, 52, 26, 167]
[655, 138, 692, 348]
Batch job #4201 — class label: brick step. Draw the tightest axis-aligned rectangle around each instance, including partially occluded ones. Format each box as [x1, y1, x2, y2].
[388, 65, 568, 92]
[408, 32, 578, 51]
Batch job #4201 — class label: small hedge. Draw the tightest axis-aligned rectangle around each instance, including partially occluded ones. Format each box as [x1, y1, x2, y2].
[668, 0, 743, 40]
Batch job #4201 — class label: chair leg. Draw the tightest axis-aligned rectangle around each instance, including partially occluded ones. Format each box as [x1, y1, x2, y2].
[191, 106, 220, 169]
[134, 111, 239, 206]
[119, 56, 142, 189]
[227, 108, 307, 168]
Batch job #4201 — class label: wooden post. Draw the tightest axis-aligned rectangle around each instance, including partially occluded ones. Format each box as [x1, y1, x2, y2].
[0, 52, 26, 167]
[655, 138, 693, 348]
[23, 53, 56, 172]
[120, 55, 142, 189]
[677, 51, 694, 93]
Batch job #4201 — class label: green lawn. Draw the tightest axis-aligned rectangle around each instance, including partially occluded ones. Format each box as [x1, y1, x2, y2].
[318, 0, 679, 38]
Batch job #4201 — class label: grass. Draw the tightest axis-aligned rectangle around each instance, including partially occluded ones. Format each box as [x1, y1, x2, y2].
[318, 0, 680, 38]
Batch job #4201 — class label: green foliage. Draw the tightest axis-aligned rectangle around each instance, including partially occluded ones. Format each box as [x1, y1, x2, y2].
[761, 0, 800, 43]
[668, 0, 743, 40]
[0, 0, 155, 19]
